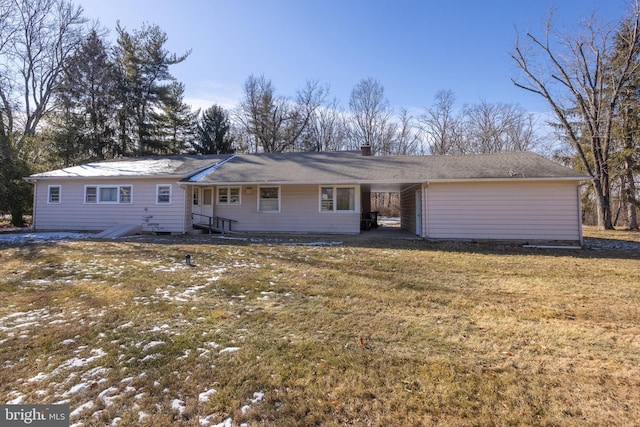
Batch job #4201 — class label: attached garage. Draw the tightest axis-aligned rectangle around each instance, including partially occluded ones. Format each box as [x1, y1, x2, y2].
[422, 180, 582, 242]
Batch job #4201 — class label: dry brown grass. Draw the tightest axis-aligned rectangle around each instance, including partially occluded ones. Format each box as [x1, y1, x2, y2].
[0, 229, 639, 426]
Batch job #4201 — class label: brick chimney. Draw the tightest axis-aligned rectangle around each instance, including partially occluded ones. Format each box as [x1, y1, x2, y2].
[361, 144, 371, 156]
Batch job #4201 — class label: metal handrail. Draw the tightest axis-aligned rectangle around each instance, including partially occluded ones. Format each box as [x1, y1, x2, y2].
[191, 213, 237, 234]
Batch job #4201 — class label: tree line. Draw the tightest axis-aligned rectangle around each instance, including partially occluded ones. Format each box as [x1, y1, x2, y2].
[1, 0, 638, 230]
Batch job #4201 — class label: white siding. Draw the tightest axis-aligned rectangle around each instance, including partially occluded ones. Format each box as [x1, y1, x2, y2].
[425, 181, 581, 241]
[213, 184, 360, 233]
[33, 179, 187, 233]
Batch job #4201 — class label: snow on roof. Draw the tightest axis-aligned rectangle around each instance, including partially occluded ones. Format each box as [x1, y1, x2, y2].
[27, 155, 231, 179]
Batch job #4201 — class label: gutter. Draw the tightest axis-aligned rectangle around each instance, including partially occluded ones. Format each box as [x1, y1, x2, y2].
[423, 176, 591, 183]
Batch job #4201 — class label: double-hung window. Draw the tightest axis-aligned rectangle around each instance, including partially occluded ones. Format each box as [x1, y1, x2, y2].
[217, 187, 241, 205]
[48, 185, 61, 204]
[258, 186, 280, 212]
[156, 185, 172, 204]
[320, 186, 357, 212]
[85, 185, 132, 204]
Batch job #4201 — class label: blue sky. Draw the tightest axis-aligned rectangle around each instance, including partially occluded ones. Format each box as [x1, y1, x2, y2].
[76, 0, 629, 115]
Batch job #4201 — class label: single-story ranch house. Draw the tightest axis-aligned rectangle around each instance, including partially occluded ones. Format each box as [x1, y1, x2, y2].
[25, 149, 589, 243]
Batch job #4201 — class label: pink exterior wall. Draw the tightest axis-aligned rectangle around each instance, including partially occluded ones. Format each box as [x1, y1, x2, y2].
[424, 181, 582, 241]
[32, 178, 187, 233]
[206, 184, 361, 234]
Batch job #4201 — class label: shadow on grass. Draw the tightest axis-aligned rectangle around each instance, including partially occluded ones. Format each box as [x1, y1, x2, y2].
[1, 229, 639, 261]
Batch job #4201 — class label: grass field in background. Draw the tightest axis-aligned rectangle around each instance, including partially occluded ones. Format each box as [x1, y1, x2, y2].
[1, 227, 639, 426]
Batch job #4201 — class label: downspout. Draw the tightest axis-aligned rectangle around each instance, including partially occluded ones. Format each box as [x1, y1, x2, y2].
[180, 184, 187, 234]
[422, 183, 428, 239]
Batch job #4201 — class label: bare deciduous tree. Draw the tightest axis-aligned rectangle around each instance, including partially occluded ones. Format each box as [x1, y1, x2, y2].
[460, 101, 541, 154]
[391, 107, 421, 154]
[0, 0, 88, 226]
[237, 75, 327, 152]
[511, 5, 640, 229]
[419, 90, 461, 155]
[348, 77, 393, 155]
[309, 99, 348, 151]
[8, 0, 88, 136]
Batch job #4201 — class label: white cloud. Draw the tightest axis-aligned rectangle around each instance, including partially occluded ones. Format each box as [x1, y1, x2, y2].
[185, 80, 243, 112]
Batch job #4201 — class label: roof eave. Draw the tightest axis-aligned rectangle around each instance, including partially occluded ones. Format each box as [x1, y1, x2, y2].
[187, 176, 590, 186]
[425, 176, 591, 183]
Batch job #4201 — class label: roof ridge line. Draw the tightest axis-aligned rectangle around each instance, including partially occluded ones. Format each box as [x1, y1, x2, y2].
[186, 154, 237, 182]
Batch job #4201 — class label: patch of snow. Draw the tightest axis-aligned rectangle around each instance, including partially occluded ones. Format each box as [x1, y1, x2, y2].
[111, 417, 122, 425]
[142, 341, 165, 352]
[32, 158, 185, 178]
[283, 241, 343, 247]
[171, 398, 186, 415]
[82, 366, 108, 379]
[240, 405, 251, 415]
[27, 372, 49, 383]
[213, 418, 233, 427]
[139, 353, 161, 362]
[218, 347, 240, 354]
[199, 414, 217, 426]
[138, 411, 148, 422]
[63, 382, 89, 397]
[56, 348, 107, 372]
[199, 388, 217, 402]
[62, 339, 76, 345]
[251, 391, 265, 404]
[0, 232, 91, 244]
[70, 400, 94, 418]
[98, 387, 119, 398]
[6, 393, 24, 404]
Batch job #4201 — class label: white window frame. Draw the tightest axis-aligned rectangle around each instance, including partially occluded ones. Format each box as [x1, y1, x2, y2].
[118, 186, 132, 203]
[258, 186, 280, 213]
[156, 184, 172, 204]
[217, 186, 241, 205]
[319, 185, 358, 213]
[47, 185, 61, 204]
[192, 188, 200, 206]
[84, 185, 133, 204]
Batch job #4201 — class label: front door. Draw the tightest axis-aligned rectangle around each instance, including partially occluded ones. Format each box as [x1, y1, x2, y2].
[192, 187, 214, 224]
[202, 188, 214, 220]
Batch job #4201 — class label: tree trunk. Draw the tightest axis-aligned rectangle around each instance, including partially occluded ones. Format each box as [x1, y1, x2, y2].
[592, 179, 613, 230]
[623, 157, 639, 229]
[10, 204, 25, 228]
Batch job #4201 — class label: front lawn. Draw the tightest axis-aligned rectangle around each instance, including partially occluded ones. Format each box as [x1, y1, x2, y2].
[1, 229, 638, 426]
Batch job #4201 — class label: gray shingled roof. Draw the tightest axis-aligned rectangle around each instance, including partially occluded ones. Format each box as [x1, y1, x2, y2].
[187, 151, 588, 185]
[27, 151, 588, 184]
